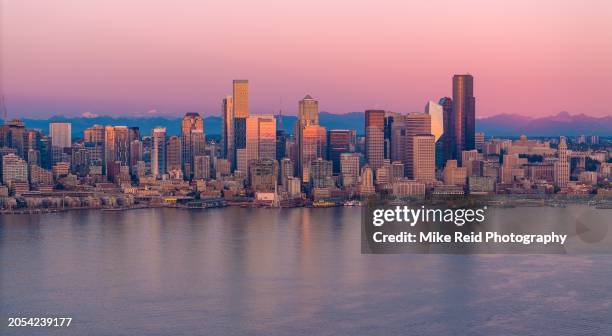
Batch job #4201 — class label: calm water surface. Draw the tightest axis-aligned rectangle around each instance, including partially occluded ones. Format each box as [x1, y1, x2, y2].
[1, 207, 611, 335]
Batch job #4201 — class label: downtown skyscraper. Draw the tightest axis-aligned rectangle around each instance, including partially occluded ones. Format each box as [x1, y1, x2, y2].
[232, 80, 249, 172]
[151, 127, 167, 178]
[181, 112, 204, 178]
[439, 96, 454, 163]
[390, 112, 431, 178]
[49, 122, 72, 149]
[246, 115, 277, 165]
[554, 136, 570, 188]
[452, 74, 476, 163]
[425, 100, 445, 168]
[327, 129, 355, 175]
[221, 95, 233, 162]
[295, 95, 325, 178]
[365, 109, 385, 171]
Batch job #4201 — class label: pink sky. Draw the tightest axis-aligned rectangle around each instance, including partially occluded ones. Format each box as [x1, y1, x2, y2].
[1, 0, 611, 118]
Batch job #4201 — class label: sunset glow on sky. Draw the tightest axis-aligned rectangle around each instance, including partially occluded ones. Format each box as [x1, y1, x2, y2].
[1, 0, 611, 118]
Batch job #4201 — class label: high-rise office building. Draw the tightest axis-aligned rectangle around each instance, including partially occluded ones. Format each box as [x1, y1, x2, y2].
[554, 136, 569, 188]
[280, 157, 294, 189]
[246, 115, 276, 167]
[276, 130, 287, 162]
[233, 80, 249, 118]
[439, 97, 454, 163]
[167, 136, 182, 173]
[181, 112, 204, 178]
[38, 136, 52, 169]
[49, 122, 72, 149]
[249, 158, 278, 192]
[101, 125, 129, 174]
[285, 136, 298, 168]
[232, 80, 249, 170]
[191, 129, 206, 158]
[2, 153, 28, 184]
[221, 96, 234, 161]
[104, 126, 116, 174]
[452, 74, 476, 162]
[309, 158, 334, 189]
[425, 101, 444, 142]
[24, 129, 41, 164]
[84, 125, 105, 143]
[128, 127, 140, 143]
[413, 134, 436, 182]
[193, 155, 211, 180]
[298, 95, 319, 125]
[328, 129, 355, 175]
[49, 122, 70, 166]
[475, 132, 485, 152]
[236, 148, 247, 174]
[129, 140, 143, 174]
[384, 112, 398, 160]
[425, 101, 445, 169]
[295, 95, 320, 176]
[340, 152, 360, 187]
[390, 112, 431, 178]
[6, 120, 26, 158]
[365, 110, 385, 170]
[300, 124, 326, 182]
[151, 127, 167, 178]
[114, 126, 129, 166]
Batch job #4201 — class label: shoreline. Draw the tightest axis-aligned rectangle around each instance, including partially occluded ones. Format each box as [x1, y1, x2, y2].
[1, 198, 609, 215]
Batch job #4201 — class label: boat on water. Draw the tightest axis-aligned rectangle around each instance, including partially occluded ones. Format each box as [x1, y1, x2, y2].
[594, 203, 612, 209]
[312, 201, 338, 208]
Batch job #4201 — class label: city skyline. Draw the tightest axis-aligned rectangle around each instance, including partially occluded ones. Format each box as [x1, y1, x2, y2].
[1, 1, 611, 118]
[0, 73, 609, 220]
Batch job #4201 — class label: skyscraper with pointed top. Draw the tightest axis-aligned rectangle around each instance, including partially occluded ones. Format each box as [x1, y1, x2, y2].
[181, 112, 204, 179]
[295, 95, 325, 178]
[554, 136, 569, 188]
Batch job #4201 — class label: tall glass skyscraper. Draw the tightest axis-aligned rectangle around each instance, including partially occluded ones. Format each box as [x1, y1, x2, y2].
[365, 109, 385, 170]
[152, 127, 167, 178]
[452, 74, 476, 163]
[295, 94, 321, 177]
[232, 80, 249, 170]
[181, 112, 204, 178]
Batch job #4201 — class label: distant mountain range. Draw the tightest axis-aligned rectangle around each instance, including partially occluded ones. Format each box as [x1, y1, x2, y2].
[3, 111, 610, 138]
[476, 111, 612, 136]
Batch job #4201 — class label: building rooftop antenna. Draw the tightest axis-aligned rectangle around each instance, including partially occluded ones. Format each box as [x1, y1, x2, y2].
[278, 97, 283, 131]
[0, 95, 8, 122]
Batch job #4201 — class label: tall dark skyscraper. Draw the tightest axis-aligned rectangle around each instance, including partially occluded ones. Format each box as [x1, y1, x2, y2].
[439, 96, 454, 163]
[221, 96, 233, 161]
[452, 74, 476, 163]
[383, 112, 397, 160]
[276, 129, 287, 162]
[327, 129, 355, 175]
